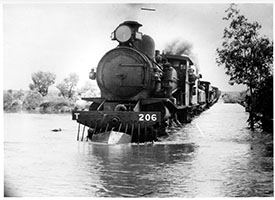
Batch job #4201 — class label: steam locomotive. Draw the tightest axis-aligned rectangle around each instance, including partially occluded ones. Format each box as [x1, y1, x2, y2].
[72, 21, 220, 143]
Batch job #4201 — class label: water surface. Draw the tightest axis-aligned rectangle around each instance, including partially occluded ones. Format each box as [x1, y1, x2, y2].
[4, 103, 273, 197]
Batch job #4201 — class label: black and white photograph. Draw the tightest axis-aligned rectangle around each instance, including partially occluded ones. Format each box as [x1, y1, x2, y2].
[2, 0, 273, 197]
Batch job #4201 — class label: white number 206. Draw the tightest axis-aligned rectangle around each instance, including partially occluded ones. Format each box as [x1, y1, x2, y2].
[138, 114, 157, 122]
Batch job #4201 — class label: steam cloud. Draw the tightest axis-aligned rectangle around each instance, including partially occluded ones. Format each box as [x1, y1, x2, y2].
[164, 39, 200, 72]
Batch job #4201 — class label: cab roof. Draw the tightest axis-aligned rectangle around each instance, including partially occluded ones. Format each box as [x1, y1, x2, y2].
[165, 54, 194, 65]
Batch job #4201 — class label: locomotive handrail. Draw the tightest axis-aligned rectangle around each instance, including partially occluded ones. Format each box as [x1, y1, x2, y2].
[97, 99, 106, 111]
[150, 58, 163, 72]
[120, 63, 146, 67]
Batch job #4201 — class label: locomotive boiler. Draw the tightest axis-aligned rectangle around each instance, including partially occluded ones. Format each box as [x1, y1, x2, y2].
[72, 21, 220, 144]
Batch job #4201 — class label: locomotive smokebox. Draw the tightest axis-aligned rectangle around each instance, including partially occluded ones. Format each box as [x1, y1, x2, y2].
[96, 47, 155, 100]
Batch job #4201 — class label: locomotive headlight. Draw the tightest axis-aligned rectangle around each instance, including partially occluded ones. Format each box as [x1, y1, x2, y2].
[114, 25, 132, 43]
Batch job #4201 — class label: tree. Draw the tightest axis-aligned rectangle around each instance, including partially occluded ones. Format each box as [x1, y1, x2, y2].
[78, 81, 100, 97]
[29, 71, 56, 97]
[216, 4, 273, 130]
[56, 73, 79, 99]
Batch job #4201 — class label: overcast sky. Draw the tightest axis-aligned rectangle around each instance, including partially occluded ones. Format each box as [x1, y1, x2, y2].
[2, 2, 273, 92]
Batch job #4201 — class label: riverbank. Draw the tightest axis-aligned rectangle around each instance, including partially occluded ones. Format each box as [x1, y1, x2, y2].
[249, 130, 273, 158]
[3, 89, 92, 114]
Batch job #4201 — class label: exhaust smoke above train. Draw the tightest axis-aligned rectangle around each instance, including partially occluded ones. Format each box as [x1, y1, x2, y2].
[164, 39, 200, 73]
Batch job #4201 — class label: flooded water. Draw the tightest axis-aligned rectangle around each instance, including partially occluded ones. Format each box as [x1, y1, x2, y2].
[4, 103, 273, 197]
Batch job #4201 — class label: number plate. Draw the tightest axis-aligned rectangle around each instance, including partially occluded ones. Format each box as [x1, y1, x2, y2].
[138, 113, 159, 122]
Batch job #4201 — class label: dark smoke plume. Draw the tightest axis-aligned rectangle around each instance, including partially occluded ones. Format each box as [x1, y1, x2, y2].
[164, 39, 200, 72]
[164, 39, 193, 56]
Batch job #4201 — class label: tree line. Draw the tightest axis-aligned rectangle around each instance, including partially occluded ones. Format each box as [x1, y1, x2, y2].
[216, 4, 273, 133]
[4, 72, 99, 113]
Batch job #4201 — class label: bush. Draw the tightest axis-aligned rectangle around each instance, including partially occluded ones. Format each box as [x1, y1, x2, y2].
[23, 90, 43, 111]
[254, 75, 273, 132]
[39, 101, 55, 113]
[3, 91, 13, 111]
[39, 99, 74, 113]
[222, 93, 239, 103]
[3, 90, 24, 112]
[9, 101, 22, 112]
[60, 106, 73, 113]
[54, 101, 69, 110]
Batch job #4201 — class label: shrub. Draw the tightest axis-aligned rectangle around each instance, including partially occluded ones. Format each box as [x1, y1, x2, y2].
[23, 90, 43, 111]
[39, 99, 74, 113]
[3, 91, 13, 111]
[3, 90, 24, 112]
[39, 101, 55, 113]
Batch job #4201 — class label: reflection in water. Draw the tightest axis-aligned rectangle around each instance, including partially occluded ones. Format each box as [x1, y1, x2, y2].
[4, 104, 273, 197]
[81, 143, 196, 197]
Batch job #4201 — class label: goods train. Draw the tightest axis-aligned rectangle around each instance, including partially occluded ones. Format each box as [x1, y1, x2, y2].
[72, 21, 220, 143]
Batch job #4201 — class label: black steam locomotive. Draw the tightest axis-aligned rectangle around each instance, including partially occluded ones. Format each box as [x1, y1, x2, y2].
[72, 21, 220, 143]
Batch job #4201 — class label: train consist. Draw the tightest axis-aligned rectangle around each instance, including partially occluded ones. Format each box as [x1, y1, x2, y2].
[72, 21, 220, 143]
